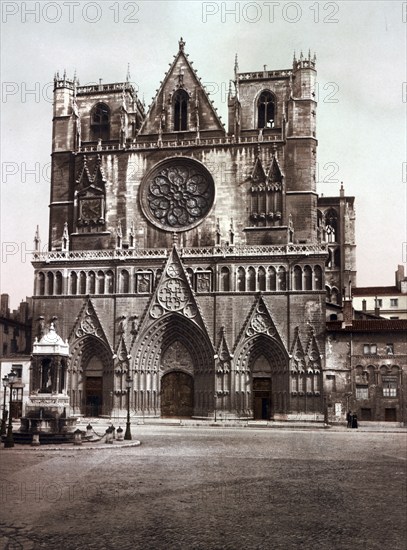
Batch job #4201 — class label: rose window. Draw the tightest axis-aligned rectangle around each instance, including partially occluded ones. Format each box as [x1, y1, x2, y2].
[140, 159, 215, 232]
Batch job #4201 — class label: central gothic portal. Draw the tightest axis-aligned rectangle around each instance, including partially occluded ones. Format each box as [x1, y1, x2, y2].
[161, 371, 194, 417]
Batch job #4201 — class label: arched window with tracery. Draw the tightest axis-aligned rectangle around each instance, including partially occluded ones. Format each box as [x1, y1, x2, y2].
[79, 271, 86, 294]
[293, 266, 302, 291]
[55, 271, 63, 295]
[277, 266, 286, 291]
[304, 266, 312, 291]
[257, 91, 275, 129]
[220, 267, 230, 292]
[88, 271, 96, 294]
[268, 267, 276, 291]
[248, 267, 256, 291]
[258, 267, 266, 291]
[37, 272, 45, 296]
[47, 272, 54, 296]
[90, 103, 110, 141]
[173, 90, 189, 131]
[314, 266, 323, 290]
[120, 270, 129, 294]
[97, 271, 105, 294]
[106, 270, 114, 294]
[237, 267, 246, 292]
[70, 272, 78, 295]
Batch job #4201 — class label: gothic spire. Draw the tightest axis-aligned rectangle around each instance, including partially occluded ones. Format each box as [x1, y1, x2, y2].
[34, 225, 41, 252]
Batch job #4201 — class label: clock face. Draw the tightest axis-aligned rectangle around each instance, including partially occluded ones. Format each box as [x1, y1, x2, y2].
[80, 198, 102, 220]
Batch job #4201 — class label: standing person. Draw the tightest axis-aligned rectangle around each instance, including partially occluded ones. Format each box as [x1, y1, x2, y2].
[352, 413, 358, 429]
[346, 411, 352, 428]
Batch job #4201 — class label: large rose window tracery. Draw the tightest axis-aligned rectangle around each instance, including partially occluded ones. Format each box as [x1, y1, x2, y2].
[140, 159, 215, 231]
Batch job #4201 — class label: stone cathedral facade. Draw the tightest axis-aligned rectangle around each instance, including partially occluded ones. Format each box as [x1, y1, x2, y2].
[31, 39, 355, 420]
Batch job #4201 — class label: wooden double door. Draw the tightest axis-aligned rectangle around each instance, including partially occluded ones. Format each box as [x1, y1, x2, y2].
[161, 371, 194, 418]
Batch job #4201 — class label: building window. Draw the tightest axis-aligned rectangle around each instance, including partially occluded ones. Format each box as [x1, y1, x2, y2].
[356, 386, 368, 399]
[363, 344, 377, 355]
[375, 298, 383, 307]
[383, 385, 397, 397]
[173, 90, 188, 131]
[390, 299, 398, 307]
[257, 91, 275, 128]
[90, 103, 110, 141]
[11, 365, 22, 379]
[386, 344, 394, 355]
[323, 209, 338, 243]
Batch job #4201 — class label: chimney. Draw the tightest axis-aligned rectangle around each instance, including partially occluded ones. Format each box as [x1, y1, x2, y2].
[374, 296, 380, 317]
[362, 299, 366, 312]
[342, 297, 353, 328]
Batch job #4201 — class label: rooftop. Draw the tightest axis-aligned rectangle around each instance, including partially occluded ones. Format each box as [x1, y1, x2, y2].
[327, 319, 407, 332]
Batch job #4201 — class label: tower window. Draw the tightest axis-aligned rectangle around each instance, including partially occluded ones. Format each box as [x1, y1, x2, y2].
[257, 91, 275, 129]
[173, 90, 189, 131]
[90, 103, 110, 141]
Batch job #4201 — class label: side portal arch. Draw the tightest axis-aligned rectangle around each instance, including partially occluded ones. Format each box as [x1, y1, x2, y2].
[234, 335, 289, 419]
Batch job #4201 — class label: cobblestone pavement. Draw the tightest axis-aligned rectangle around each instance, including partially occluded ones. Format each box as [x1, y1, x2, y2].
[0, 427, 406, 550]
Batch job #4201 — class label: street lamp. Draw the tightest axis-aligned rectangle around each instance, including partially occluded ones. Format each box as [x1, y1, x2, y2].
[124, 377, 132, 440]
[4, 370, 17, 448]
[1, 376, 8, 436]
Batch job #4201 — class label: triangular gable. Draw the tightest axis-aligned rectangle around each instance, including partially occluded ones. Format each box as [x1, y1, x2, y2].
[290, 327, 306, 372]
[306, 327, 321, 367]
[76, 155, 106, 192]
[139, 38, 225, 135]
[69, 297, 112, 351]
[114, 332, 131, 374]
[233, 295, 284, 351]
[135, 245, 211, 338]
[216, 326, 233, 362]
[76, 156, 92, 190]
[267, 154, 283, 183]
[250, 156, 267, 184]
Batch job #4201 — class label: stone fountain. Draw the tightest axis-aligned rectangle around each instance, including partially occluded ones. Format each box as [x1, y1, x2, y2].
[15, 322, 78, 444]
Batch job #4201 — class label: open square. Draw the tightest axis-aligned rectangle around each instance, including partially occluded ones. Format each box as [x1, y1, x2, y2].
[1, 426, 406, 549]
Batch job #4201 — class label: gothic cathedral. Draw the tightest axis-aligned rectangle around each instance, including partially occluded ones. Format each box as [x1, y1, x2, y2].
[31, 39, 354, 421]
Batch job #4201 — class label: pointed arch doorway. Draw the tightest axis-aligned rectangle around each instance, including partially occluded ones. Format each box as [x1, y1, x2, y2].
[253, 354, 272, 420]
[161, 371, 194, 418]
[85, 356, 104, 417]
[160, 341, 194, 418]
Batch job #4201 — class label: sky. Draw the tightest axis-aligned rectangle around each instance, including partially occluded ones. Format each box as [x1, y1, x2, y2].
[1, 0, 406, 309]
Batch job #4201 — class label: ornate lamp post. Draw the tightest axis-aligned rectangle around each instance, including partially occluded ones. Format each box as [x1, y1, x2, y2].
[124, 377, 132, 440]
[4, 370, 17, 448]
[1, 376, 8, 436]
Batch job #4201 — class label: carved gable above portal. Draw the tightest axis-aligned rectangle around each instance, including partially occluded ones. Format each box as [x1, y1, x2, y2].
[234, 295, 285, 352]
[136, 245, 210, 338]
[69, 298, 112, 350]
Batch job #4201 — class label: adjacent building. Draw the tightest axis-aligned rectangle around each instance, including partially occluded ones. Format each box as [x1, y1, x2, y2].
[325, 301, 407, 423]
[352, 265, 407, 320]
[0, 295, 32, 418]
